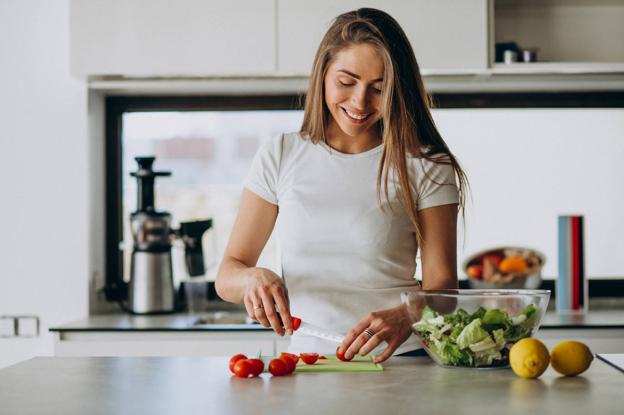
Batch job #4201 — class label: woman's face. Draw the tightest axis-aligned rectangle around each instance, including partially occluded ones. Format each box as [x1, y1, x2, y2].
[324, 43, 385, 140]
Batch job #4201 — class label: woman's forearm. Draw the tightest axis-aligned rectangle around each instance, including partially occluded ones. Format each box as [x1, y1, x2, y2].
[215, 256, 254, 304]
[422, 274, 458, 290]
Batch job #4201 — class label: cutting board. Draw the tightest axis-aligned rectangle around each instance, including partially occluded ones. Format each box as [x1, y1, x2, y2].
[261, 355, 383, 372]
[596, 354, 624, 373]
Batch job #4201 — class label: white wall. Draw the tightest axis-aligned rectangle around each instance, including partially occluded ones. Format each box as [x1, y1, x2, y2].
[0, 0, 88, 368]
[432, 108, 624, 278]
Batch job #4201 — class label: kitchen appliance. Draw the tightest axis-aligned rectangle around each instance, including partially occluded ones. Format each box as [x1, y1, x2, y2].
[127, 156, 213, 314]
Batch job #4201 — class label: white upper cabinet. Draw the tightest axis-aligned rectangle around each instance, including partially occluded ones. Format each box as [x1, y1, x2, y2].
[70, 0, 276, 77]
[277, 0, 489, 76]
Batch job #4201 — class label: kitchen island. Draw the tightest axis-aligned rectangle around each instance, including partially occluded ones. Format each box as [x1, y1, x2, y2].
[0, 356, 621, 415]
[49, 309, 624, 357]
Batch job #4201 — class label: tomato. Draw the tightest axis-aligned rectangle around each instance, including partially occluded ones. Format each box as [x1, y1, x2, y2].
[300, 353, 319, 365]
[280, 356, 296, 373]
[246, 358, 264, 377]
[319, 355, 328, 360]
[280, 352, 299, 364]
[269, 358, 289, 376]
[229, 354, 248, 373]
[466, 264, 483, 279]
[233, 359, 253, 378]
[291, 317, 302, 331]
[336, 346, 352, 362]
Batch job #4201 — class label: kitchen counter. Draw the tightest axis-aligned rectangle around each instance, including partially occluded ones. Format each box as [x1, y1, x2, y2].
[0, 356, 621, 415]
[48, 309, 624, 358]
[49, 309, 624, 332]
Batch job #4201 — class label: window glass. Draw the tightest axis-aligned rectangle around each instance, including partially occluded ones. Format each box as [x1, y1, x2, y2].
[121, 110, 304, 282]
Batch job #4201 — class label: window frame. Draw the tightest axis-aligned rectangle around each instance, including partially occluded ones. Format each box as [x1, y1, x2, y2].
[104, 92, 624, 302]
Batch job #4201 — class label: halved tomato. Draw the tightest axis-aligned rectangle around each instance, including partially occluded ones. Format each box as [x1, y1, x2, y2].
[300, 353, 319, 365]
[280, 352, 300, 364]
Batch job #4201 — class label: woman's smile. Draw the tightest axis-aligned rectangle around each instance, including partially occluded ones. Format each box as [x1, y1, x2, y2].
[341, 107, 373, 124]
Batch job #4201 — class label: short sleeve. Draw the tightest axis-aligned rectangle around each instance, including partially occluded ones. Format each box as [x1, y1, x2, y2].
[414, 155, 459, 211]
[243, 134, 283, 205]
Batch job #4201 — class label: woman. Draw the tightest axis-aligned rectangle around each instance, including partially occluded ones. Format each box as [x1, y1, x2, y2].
[215, 8, 468, 363]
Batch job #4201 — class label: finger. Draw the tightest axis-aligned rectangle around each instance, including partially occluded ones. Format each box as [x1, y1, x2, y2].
[373, 342, 397, 363]
[345, 328, 378, 360]
[339, 316, 373, 355]
[250, 292, 271, 328]
[272, 285, 292, 335]
[243, 295, 256, 321]
[358, 331, 385, 356]
[259, 289, 284, 336]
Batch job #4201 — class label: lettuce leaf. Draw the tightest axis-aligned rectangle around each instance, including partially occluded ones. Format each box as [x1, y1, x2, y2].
[456, 319, 489, 349]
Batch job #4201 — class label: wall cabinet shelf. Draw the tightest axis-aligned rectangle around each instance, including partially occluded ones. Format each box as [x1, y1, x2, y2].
[491, 0, 624, 74]
[490, 62, 624, 75]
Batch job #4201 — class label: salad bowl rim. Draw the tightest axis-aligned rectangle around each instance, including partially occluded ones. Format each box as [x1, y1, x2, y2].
[401, 289, 551, 298]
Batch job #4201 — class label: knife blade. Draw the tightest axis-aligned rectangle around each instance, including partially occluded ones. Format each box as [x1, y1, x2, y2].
[294, 319, 346, 344]
[290, 316, 387, 355]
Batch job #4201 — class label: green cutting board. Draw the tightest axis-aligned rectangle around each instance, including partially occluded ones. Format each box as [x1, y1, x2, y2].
[261, 355, 383, 372]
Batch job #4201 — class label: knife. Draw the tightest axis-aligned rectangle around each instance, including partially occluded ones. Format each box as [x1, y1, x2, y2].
[291, 317, 345, 344]
[290, 316, 389, 356]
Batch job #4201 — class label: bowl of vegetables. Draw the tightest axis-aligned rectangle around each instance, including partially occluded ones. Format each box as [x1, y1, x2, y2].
[400, 289, 550, 368]
[463, 247, 545, 289]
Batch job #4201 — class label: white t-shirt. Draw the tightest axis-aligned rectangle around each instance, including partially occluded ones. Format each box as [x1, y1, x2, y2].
[243, 132, 459, 355]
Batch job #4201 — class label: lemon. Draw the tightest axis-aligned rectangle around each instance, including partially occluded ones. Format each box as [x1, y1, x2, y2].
[509, 338, 550, 379]
[550, 341, 594, 376]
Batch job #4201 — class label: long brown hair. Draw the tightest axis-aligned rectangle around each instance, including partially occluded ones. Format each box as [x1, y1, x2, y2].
[300, 8, 468, 242]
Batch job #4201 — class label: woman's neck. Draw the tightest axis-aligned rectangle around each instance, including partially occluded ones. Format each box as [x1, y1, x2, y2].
[325, 120, 382, 154]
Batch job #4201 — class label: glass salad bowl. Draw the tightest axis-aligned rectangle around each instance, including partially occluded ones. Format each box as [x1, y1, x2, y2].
[400, 289, 550, 368]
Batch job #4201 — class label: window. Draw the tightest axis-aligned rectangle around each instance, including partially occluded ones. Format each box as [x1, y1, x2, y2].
[105, 96, 302, 300]
[121, 110, 303, 282]
[104, 93, 624, 301]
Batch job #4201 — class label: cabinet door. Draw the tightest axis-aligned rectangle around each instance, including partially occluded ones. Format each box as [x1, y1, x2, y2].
[53, 331, 278, 357]
[70, 0, 276, 77]
[278, 0, 488, 75]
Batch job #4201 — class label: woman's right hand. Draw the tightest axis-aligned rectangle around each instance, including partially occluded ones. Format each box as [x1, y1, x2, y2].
[243, 267, 293, 336]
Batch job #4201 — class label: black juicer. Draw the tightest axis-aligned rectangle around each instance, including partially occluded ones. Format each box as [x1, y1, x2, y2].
[127, 157, 212, 314]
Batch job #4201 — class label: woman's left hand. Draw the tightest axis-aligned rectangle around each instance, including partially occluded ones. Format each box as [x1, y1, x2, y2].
[338, 304, 413, 363]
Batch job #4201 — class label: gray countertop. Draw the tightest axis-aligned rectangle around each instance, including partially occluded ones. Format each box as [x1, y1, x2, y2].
[0, 356, 621, 415]
[49, 309, 624, 332]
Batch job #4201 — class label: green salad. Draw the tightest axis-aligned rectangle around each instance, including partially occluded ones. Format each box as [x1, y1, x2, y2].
[412, 304, 539, 367]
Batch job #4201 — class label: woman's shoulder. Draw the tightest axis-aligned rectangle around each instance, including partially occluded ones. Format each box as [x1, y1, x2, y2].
[261, 131, 307, 149]
[406, 148, 456, 187]
[407, 148, 453, 169]
[254, 131, 313, 170]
